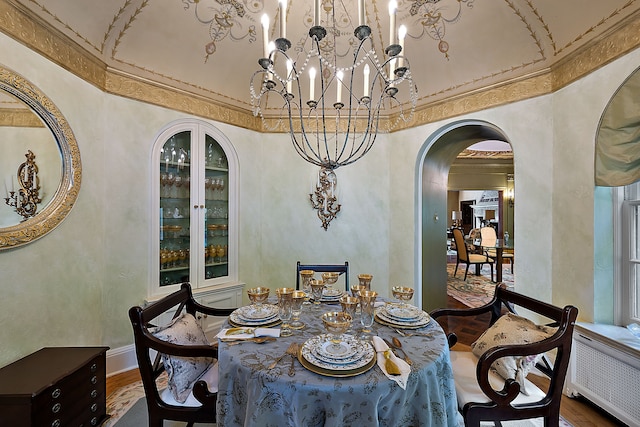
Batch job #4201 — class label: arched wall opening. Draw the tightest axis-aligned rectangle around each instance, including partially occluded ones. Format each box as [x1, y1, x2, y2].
[415, 119, 512, 311]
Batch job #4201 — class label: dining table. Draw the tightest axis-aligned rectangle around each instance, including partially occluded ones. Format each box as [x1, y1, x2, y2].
[215, 297, 464, 427]
[472, 239, 513, 282]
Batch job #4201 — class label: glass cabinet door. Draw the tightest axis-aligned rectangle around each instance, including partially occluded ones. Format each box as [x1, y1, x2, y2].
[153, 120, 238, 296]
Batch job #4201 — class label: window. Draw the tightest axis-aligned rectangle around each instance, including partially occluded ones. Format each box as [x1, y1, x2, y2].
[620, 182, 640, 325]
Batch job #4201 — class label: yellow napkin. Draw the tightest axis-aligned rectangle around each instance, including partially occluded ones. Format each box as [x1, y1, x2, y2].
[372, 336, 411, 389]
[215, 327, 280, 340]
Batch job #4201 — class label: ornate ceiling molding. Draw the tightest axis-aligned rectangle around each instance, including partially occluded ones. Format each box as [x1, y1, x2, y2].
[1, 1, 640, 133]
[0, 108, 44, 127]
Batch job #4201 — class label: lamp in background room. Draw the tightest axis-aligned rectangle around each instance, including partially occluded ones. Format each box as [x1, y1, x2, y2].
[250, 0, 417, 229]
[451, 210, 462, 228]
[507, 173, 515, 207]
[484, 209, 495, 227]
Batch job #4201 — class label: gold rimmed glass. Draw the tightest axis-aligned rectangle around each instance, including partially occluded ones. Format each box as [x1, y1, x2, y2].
[358, 290, 378, 339]
[290, 290, 306, 329]
[321, 272, 339, 291]
[391, 286, 414, 311]
[339, 295, 359, 334]
[350, 284, 366, 299]
[357, 274, 373, 290]
[247, 286, 270, 315]
[309, 279, 325, 309]
[299, 269, 315, 306]
[275, 287, 294, 337]
[321, 311, 352, 355]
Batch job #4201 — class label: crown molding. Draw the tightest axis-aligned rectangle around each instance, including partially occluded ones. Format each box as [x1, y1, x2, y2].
[1, 1, 639, 133]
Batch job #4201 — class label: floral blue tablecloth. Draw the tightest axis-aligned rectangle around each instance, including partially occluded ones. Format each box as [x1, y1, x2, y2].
[216, 302, 463, 427]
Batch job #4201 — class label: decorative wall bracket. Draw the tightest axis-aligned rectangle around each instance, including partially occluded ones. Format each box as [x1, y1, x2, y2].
[4, 150, 42, 221]
[309, 167, 341, 230]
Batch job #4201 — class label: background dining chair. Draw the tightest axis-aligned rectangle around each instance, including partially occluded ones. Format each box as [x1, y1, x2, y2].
[128, 282, 236, 427]
[479, 226, 514, 273]
[452, 228, 494, 281]
[296, 261, 349, 291]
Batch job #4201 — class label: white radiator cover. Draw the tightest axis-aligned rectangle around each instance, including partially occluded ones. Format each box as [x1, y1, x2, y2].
[567, 323, 640, 427]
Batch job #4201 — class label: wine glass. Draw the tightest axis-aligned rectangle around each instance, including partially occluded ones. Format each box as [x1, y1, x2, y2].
[339, 295, 359, 334]
[350, 284, 366, 299]
[357, 274, 373, 290]
[358, 290, 378, 339]
[290, 290, 306, 329]
[321, 272, 339, 293]
[247, 287, 270, 315]
[299, 270, 314, 306]
[391, 286, 414, 312]
[275, 287, 294, 337]
[309, 279, 325, 309]
[321, 311, 352, 355]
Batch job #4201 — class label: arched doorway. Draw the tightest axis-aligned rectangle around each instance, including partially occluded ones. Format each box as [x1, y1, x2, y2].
[415, 120, 512, 311]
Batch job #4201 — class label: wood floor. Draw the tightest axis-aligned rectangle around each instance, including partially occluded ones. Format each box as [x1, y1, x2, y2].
[107, 296, 626, 426]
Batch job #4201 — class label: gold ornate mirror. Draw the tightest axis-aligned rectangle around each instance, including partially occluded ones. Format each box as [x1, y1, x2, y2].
[0, 65, 81, 250]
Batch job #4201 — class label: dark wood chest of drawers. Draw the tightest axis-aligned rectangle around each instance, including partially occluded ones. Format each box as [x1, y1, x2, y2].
[0, 347, 109, 427]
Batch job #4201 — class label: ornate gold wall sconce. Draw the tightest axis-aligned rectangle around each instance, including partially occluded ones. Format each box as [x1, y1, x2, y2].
[309, 167, 341, 230]
[4, 150, 42, 221]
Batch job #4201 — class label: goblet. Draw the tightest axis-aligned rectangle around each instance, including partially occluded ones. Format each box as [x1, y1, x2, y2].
[321, 272, 339, 292]
[247, 287, 270, 315]
[299, 270, 315, 306]
[339, 295, 359, 334]
[275, 287, 294, 337]
[357, 274, 373, 290]
[350, 284, 366, 299]
[391, 286, 414, 311]
[290, 290, 306, 329]
[309, 279, 325, 309]
[358, 290, 378, 339]
[321, 311, 352, 355]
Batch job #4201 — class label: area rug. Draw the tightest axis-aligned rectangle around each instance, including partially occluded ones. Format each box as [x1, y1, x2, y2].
[447, 263, 498, 308]
[106, 379, 571, 427]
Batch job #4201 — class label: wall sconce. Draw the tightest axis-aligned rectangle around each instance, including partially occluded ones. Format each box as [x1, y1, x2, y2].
[4, 150, 42, 221]
[451, 210, 462, 228]
[506, 173, 514, 207]
[309, 167, 341, 230]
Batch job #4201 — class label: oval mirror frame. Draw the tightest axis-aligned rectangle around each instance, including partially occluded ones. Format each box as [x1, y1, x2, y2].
[0, 65, 81, 250]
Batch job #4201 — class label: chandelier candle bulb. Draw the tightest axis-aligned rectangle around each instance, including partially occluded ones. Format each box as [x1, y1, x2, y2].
[336, 71, 343, 104]
[358, 0, 365, 26]
[389, 1, 397, 45]
[261, 14, 269, 58]
[398, 25, 407, 68]
[279, 0, 287, 39]
[314, 0, 321, 27]
[363, 64, 370, 97]
[309, 67, 316, 101]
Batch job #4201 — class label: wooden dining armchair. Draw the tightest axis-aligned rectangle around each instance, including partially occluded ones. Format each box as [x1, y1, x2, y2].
[296, 260, 349, 290]
[452, 228, 494, 281]
[128, 282, 236, 427]
[430, 284, 578, 427]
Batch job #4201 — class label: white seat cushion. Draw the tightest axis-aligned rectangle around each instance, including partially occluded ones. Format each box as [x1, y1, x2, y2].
[160, 361, 219, 407]
[450, 351, 546, 408]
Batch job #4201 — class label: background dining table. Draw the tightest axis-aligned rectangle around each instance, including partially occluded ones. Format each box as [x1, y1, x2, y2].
[215, 298, 464, 427]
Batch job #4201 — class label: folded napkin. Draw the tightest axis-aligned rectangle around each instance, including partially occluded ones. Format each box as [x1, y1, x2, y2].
[372, 336, 411, 389]
[216, 327, 280, 340]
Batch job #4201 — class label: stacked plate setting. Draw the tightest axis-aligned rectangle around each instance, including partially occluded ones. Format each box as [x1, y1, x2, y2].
[229, 304, 280, 327]
[299, 334, 375, 375]
[375, 304, 431, 329]
[320, 288, 344, 303]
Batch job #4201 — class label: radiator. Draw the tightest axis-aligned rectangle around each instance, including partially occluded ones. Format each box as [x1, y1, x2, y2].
[567, 323, 640, 427]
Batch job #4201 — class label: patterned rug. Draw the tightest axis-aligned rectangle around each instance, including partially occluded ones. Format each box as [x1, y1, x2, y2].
[447, 263, 514, 308]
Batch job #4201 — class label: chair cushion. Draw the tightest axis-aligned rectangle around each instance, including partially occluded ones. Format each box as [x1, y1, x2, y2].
[468, 254, 491, 263]
[160, 361, 219, 407]
[152, 312, 214, 403]
[450, 351, 546, 407]
[470, 313, 556, 395]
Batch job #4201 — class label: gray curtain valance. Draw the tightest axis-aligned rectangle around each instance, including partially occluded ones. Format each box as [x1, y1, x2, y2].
[595, 66, 640, 187]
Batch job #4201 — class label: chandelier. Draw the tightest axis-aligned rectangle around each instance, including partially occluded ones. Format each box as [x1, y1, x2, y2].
[249, 0, 417, 228]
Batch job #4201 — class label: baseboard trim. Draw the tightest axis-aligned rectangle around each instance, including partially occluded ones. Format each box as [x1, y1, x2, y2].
[106, 344, 138, 377]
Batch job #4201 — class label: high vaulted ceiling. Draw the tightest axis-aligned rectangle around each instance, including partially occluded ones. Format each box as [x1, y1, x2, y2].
[2, 0, 640, 130]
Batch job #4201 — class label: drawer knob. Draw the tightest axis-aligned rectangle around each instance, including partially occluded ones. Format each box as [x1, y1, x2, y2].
[91, 416, 99, 425]
[52, 402, 62, 413]
[90, 389, 98, 398]
[90, 363, 98, 372]
[91, 375, 98, 384]
[51, 388, 61, 399]
[51, 420, 61, 427]
[91, 403, 98, 412]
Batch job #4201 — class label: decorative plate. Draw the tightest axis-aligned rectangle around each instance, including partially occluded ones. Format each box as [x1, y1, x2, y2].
[383, 304, 422, 321]
[300, 334, 374, 371]
[228, 317, 281, 328]
[323, 288, 343, 298]
[312, 334, 367, 364]
[297, 348, 376, 378]
[374, 307, 431, 329]
[234, 304, 278, 320]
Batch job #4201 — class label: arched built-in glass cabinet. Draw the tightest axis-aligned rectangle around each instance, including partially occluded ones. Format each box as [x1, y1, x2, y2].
[151, 120, 241, 311]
